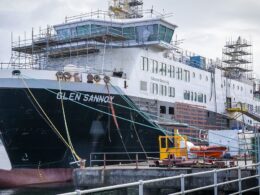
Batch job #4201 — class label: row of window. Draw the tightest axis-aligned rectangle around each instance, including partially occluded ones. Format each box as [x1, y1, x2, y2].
[222, 81, 253, 94]
[222, 80, 244, 91]
[56, 24, 174, 44]
[141, 81, 175, 97]
[221, 82, 254, 95]
[142, 57, 191, 82]
[140, 82, 207, 104]
[184, 90, 207, 103]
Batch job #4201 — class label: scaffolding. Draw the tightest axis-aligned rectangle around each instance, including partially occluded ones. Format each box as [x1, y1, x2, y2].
[222, 37, 253, 80]
[10, 24, 129, 70]
[109, 0, 143, 19]
[254, 80, 260, 100]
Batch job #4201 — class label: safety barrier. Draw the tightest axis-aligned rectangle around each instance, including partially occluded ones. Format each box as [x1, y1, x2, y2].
[58, 160, 260, 195]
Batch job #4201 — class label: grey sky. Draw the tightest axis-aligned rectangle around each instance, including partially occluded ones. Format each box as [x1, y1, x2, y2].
[0, 0, 259, 75]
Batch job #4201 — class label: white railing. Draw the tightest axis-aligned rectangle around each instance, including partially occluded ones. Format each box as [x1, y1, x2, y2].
[0, 63, 40, 70]
[58, 162, 260, 195]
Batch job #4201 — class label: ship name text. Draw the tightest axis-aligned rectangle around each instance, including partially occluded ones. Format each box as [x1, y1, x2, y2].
[57, 92, 114, 103]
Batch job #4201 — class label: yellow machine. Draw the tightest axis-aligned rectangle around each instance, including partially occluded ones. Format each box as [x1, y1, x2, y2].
[159, 135, 188, 160]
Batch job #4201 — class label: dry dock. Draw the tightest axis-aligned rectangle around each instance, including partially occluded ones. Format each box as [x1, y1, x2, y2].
[63, 163, 260, 195]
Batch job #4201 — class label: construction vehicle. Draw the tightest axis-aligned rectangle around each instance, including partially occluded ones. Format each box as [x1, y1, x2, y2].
[152, 130, 230, 167]
[152, 134, 193, 167]
[159, 135, 188, 160]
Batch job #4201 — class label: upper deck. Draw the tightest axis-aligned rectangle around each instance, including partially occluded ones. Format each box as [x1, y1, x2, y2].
[12, 10, 177, 57]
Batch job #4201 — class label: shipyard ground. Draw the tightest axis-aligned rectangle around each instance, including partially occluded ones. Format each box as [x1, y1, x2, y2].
[72, 165, 259, 195]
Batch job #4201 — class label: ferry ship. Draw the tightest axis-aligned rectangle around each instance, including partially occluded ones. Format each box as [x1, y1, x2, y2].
[0, 0, 260, 187]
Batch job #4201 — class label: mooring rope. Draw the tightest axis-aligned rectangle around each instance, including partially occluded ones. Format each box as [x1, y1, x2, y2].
[106, 83, 132, 161]
[19, 75, 251, 152]
[20, 76, 81, 161]
[58, 79, 79, 163]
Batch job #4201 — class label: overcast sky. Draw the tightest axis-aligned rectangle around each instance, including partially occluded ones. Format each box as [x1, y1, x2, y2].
[0, 0, 259, 75]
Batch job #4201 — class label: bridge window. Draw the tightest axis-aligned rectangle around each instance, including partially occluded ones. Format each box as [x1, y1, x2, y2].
[57, 28, 71, 39]
[159, 25, 174, 43]
[165, 28, 174, 43]
[123, 27, 135, 40]
[136, 24, 158, 42]
[159, 25, 166, 41]
[91, 24, 107, 35]
[71, 28, 77, 37]
[147, 24, 158, 41]
[108, 26, 122, 36]
[76, 25, 91, 36]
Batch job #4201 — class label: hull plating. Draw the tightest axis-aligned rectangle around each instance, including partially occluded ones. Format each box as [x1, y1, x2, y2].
[0, 168, 73, 188]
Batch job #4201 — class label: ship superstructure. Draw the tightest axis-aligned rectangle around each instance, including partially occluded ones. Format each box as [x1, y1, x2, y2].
[0, 0, 260, 187]
[9, 7, 260, 133]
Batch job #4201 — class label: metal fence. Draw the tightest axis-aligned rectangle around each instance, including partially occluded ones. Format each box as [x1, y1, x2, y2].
[88, 151, 246, 169]
[89, 152, 156, 168]
[58, 162, 260, 195]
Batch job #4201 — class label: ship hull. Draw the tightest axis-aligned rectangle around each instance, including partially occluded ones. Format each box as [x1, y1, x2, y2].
[0, 77, 234, 188]
[0, 79, 163, 172]
[0, 168, 73, 188]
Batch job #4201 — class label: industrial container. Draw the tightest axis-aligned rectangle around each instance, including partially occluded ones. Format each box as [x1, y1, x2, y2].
[190, 56, 206, 69]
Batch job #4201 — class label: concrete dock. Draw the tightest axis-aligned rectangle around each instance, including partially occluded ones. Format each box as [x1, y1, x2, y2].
[72, 165, 259, 194]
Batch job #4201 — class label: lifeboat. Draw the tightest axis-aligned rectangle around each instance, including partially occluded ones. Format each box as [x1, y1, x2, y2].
[190, 146, 227, 158]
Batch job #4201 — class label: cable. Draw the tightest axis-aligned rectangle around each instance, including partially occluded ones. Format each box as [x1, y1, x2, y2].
[106, 83, 132, 161]
[19, 75, 256, 151]
[130, 112, 148, 158]
[58, 79, 78, 163]
[20, 76, 81, 161]
[45, 87, 248, 151]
